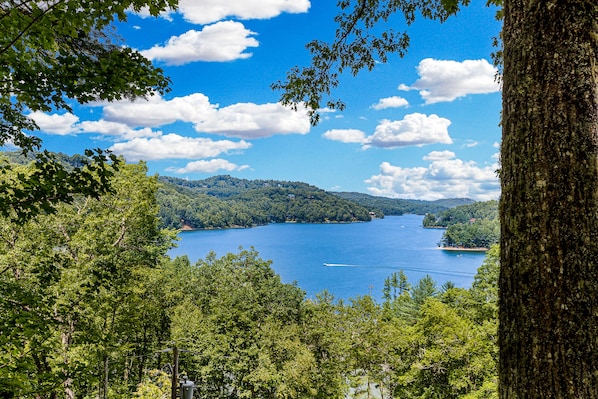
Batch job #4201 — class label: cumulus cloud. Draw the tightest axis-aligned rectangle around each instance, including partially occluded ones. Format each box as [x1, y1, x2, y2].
[323, 113, 452, 149]
[108, 134, 251, 161]
[176, 0, 311, 25]
[366, 113, 452, 148]
[141, 21, 259, 65]
[365, 150, 499, 201]
[28, 111, 80, 135]
[28, 92, 310, 166]
[28, 111, 169, 140]
[78, 121, 162, 140]
[370, 96, 409, 110]
[195, 102, 310, 138]
[400, 58, 500, 104]
[103, 93, 215, 127]
[322, 129, 367, 144]
[104, 93, 311, 139]
[168, 159, 250, 174]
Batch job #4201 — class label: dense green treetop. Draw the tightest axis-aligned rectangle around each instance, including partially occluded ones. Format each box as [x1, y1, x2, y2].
[424, 200, 499, 249]
[0, 162, 175, 398]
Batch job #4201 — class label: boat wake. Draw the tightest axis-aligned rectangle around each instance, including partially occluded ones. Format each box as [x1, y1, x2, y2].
[323, 263, 357, 267]
[323, 262, 475, 277]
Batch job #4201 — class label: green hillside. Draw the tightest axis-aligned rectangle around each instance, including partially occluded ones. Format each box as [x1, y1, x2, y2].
[157, 175, 376, 229]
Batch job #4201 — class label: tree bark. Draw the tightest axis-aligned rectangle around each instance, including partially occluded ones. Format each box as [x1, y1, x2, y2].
[499, 0, 598, 398]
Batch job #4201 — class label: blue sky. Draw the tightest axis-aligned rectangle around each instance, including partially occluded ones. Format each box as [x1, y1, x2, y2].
[25, 0, 502, 201]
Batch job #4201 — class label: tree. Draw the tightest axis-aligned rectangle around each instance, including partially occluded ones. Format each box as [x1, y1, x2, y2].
[276, 0, 598, 396]
[0, 162, 174, 398]
[133, 370, 171, 399]
[499, 1, 598, 396]
[0, 0, 177, 220]
[396, 298, 497, 399]
[169, 250, 311, 399]
[300, 292, 351, 399]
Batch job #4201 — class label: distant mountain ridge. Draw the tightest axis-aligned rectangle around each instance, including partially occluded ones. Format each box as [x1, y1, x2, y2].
[333, 191, 474, 216]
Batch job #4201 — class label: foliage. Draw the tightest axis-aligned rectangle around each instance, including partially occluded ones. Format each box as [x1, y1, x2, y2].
[1, 0, 175, 147]
[0, 149, 120, 223]
[157, 175, 374, 229]
[133, 370, 171, 399]
[0, 162, 175, 398]
[423, 200, 498, 228]
[0, 0, 176, 221]
[396, 298, 497, 399]
[443, 218, 499, 249]
[168, 249, 314, 399]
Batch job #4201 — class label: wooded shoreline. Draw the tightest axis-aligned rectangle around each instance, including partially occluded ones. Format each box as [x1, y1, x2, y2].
[439, 246, 489, 252]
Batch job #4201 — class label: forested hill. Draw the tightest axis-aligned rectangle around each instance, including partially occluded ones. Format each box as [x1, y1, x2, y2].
[423, 200, 500, 249]
[333, 191, 474, 216]
[157, 175, 376, 229]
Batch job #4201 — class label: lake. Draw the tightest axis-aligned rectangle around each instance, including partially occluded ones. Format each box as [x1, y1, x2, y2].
[169, 214, 487, 302]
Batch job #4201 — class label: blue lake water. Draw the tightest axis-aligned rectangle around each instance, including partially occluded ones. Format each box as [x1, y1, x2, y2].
[169, 215, 487, 302]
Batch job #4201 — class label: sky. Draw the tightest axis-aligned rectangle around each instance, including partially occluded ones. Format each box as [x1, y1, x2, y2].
[24, 0, 503, 201]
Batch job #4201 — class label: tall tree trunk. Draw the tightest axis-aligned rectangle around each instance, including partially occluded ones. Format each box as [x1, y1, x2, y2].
[499, 1, 598, 398]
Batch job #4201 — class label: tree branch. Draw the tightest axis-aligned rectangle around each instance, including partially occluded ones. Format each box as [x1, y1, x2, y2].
[0, 0, 67, 56]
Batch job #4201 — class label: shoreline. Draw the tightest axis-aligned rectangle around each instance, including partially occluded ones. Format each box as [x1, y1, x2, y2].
[178, 219, 369, 232]
[439, 246, 489, 252]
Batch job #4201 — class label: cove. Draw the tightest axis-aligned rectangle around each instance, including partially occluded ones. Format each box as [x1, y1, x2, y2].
[169, 214, 487, 302]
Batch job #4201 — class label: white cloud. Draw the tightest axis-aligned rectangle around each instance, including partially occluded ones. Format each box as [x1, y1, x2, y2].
[78, 120, 162, 140]
[28, 111, 168, 140]
[194, 102, 311, 138]
[322, 129, 366, 144]
[108, 134, 251, 161]
[323, 113, 453, 149]
[400, 58, 500, 104]
[28, 93, 310, 158]
[366, 113, 452, 148]
[103, 93, 310, 139]
[365, 151, 499, 201]
[176, 0, 310, 25]
[28, 111, 79, 135]
[103, 93, 215, 127]
[370, 96, 409, 110]
[168, 159, 250, 174]
[423, 150, 455, 162]
[141, 21, 259, 65]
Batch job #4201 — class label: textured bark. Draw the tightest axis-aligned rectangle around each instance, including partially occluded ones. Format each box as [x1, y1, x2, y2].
[499, 0, 598, 398]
